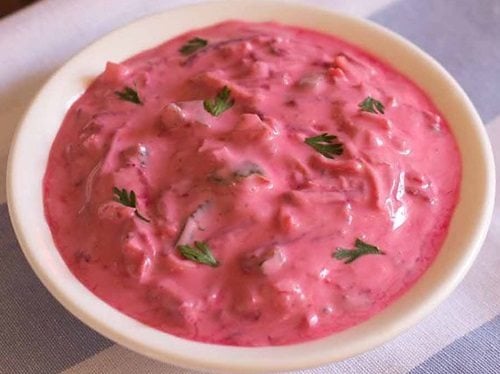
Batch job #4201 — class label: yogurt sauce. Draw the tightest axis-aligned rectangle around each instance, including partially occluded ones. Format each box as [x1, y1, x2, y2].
[43, 21, 461, 346]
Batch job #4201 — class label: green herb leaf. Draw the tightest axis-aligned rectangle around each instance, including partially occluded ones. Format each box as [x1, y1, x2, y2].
[113, 187, 150, 222]
[203, 86, 235, 116]
[358, 96, 385, 114]
[115, 86, 142, 105]
[305, 133, 344, 159]
[333, 238, 384, 264]
[179, 37, 208, 55]
[178, 241, 219, 267]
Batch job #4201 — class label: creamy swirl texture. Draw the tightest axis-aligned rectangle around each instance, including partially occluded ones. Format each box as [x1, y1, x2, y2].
[44, 21, 461, 346]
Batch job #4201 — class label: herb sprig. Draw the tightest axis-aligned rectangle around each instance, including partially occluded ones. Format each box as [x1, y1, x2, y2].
[305, 133, 344, 159]
[358, 96, 385, 114]
[178, 241, 219, 267]
[113, 187, 150, 222]
[179, 37, 208, 55]
[115, 86, 142, 105]
[203, 86, 235, 116]
[333, 238, 384, 264]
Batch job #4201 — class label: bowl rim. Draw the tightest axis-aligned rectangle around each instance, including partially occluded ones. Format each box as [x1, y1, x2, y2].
[6, 0, 495, 372]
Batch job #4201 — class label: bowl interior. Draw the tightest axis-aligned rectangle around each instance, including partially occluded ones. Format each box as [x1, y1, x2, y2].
[7, 1, 494, 373]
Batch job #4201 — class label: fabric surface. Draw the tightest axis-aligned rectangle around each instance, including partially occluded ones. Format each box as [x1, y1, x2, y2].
[0, 0, 499, 373]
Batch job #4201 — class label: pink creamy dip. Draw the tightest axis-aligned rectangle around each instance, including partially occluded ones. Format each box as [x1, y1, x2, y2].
[44, 21, 461, 346]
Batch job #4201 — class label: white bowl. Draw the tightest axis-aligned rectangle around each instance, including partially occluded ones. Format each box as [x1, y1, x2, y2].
[6, 1, 495, 372]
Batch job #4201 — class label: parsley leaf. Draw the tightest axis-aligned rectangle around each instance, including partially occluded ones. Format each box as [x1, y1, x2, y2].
[115, 86, 142, 105]
[304, 133, 344, 159]
[333, 238, 384, 264]
[178, 241, 219, 267]
[113, 187, 150, 222]
[179, 37, 208, 55]
[203, 86, 235, 116]
[358, 96, 385, 114]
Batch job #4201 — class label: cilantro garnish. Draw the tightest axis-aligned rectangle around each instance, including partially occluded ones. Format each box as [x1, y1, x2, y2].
[178, 241, 219, 267]
[358, 96, 385, 114]
[305, 133, 344, 159]
[115, 86, 142, 105]
[179, 37, 208, 55]
[203, 86, 235, 116]
[113, 187, 150, 222]
[333, 238, 384, 264]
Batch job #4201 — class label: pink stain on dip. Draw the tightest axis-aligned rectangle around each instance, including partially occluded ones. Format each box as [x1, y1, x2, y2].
[43, 21, 461, 346]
